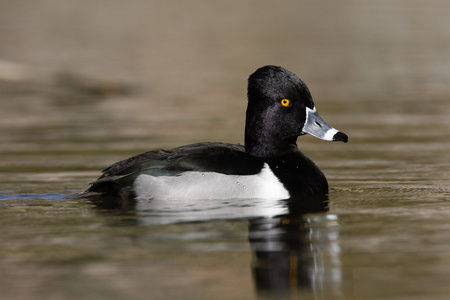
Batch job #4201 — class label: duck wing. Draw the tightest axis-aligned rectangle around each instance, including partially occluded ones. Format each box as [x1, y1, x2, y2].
[77, 142, 263, 199]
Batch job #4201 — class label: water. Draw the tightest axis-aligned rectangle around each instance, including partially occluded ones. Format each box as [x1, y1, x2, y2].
[1, 1, 450, 299]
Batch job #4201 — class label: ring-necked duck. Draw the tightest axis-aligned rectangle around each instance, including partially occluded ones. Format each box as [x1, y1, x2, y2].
[73, 65, 347, 201]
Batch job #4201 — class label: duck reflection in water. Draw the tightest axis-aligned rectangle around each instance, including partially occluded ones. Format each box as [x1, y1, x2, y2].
[249, 195, 342, 298]
[90, 193, 342, 298]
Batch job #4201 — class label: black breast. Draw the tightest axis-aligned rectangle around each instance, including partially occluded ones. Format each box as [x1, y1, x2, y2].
[266, 151, 328, 199]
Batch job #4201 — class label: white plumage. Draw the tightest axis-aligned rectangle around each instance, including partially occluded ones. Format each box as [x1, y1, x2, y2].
[133, 163, 289, 201]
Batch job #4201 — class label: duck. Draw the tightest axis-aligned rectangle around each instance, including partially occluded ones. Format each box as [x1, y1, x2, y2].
[73, 65, 348, 201]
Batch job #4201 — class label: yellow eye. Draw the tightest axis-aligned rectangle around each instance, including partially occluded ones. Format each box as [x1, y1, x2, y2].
[281, 99, 290, 107]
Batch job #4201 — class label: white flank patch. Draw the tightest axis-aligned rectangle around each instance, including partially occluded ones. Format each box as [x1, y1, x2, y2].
[133, 163, 289, 201]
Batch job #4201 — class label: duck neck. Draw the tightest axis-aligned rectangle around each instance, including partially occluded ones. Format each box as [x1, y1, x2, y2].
[245, 124, 298, 158]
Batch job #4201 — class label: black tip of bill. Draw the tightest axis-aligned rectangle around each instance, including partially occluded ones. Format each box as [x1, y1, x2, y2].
[333, 131, 348, 143]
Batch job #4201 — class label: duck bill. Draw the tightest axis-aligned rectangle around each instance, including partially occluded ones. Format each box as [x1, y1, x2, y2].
[302, 107, 348, 143]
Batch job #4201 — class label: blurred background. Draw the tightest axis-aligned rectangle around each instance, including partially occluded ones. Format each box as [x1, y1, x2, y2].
[1, 0, 449, 153]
